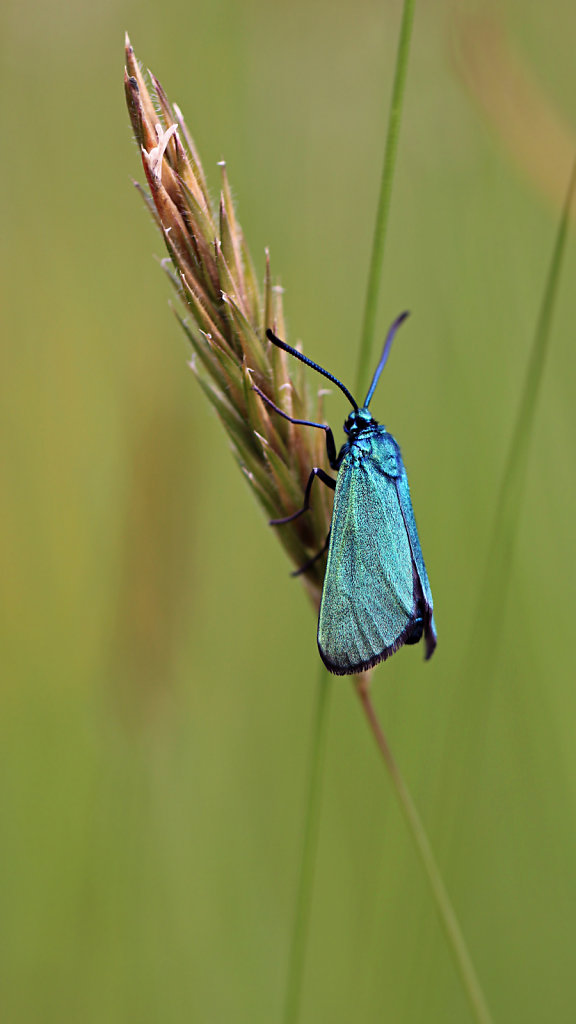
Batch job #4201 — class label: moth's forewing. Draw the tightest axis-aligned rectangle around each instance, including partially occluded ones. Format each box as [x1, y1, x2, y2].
[317, 427, 431, 675]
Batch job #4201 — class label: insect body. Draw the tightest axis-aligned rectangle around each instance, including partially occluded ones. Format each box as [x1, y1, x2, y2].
[257, 313, 436, 675]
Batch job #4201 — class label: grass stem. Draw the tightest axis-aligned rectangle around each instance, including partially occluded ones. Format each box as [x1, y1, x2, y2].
[439, 160, 576, 840]
[485, 158, 576, 622]
[283, 666, 332, 1024]
[356, 0, 416, 397]
[355, 677, 494, 1024]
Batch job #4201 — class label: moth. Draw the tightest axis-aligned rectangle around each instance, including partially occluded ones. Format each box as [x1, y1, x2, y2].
[256, 313, 436, 674]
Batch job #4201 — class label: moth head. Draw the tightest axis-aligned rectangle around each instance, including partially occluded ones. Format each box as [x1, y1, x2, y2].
[344, 406, 376, 435]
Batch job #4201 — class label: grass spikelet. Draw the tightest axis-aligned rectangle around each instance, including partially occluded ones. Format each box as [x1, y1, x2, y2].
[124, 34, 330, 602]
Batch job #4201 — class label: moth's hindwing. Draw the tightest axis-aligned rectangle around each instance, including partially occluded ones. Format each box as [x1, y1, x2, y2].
[395, 458, 437, 658]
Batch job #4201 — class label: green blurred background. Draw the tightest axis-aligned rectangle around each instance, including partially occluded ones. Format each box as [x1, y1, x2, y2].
[2, 0, 576, 1021]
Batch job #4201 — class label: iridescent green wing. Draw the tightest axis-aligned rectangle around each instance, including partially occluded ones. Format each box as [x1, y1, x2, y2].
[317, 430, 418, 675]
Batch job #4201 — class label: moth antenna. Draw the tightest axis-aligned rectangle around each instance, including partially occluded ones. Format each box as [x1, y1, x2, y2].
[364, 311, 410, 408]
[266, 329, 359, 411]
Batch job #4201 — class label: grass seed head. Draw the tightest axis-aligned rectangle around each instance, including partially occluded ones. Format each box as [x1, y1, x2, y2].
[125, 36, 334, 606]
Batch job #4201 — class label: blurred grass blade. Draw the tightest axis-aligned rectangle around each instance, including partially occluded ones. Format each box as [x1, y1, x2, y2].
[283, 668, 332, 1024]
[454, 17, 576, 214]
[440, 159, 576, 860]
[355, 0, 416, 397]
[355, 678, 495, 1024]
[479, 158, 576, 653]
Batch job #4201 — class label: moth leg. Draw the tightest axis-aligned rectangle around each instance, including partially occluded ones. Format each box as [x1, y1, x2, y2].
[252, 384, 339, 468]
[292, 530, 331, 577]
[270, 467, 336, 525]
